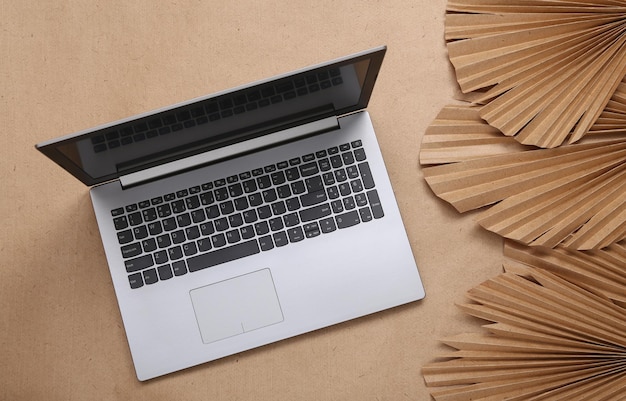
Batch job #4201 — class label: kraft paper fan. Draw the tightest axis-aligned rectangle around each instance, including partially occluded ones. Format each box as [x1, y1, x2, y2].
[420, 104, 626, 250]
[445, 0, 626, 148]
[422, 239, 626, 401]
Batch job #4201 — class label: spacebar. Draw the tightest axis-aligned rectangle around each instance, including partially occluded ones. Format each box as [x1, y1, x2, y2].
[187, 240, 260, 272]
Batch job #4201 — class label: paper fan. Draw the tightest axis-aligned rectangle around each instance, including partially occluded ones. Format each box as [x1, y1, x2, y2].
[422, 240, 626, 401]
[420, 104, 626, 250]
[445, 0, 626, 148]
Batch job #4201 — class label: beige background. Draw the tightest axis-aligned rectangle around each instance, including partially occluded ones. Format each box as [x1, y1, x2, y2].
[1, 1, 504, 400]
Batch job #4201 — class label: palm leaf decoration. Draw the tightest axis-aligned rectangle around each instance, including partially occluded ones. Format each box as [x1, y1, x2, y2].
[420, 104, 626, 250]
[446, 0, 626, 148]
[422, 240, 626, 400]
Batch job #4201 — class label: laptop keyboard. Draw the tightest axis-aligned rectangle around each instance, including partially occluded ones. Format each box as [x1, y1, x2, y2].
[110, 140, 385, 289]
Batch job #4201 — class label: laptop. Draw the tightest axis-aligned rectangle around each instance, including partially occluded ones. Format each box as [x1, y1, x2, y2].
[36, 46, 425, 381]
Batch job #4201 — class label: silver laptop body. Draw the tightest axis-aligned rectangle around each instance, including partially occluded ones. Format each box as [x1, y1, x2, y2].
[36, 46, 425, 381]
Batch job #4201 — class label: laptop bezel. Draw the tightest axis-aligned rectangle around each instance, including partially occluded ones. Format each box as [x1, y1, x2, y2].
[35, 46, 387, 187]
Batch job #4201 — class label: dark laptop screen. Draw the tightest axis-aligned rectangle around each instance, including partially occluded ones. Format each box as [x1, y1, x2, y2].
[36, 47, 386, 186]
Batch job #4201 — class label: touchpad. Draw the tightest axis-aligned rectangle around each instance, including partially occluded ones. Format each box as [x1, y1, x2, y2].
[190, 269, 284, 344]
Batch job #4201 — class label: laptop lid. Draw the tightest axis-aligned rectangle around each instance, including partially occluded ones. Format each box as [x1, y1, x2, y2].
[36, 46, 386, 186]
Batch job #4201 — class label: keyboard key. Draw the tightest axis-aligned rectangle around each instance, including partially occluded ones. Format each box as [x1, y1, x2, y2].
[197, 238, 212, 252]
[228, 213, 244, 228]
[219, 200, 234, 215]
[143, 268, 158, 285]
[342, 152, 355, 165]
[273, 231, 289, 247]
[148, 221, 163, 236]
[254, 221, 270, 235]
[301, 190, 327, 207]
[185, 195, 201, 210]
[185, 226, 201, 240]
[299, 162, 319, 177]
[133, 225, 149, 240]
[283, 213, 300, 227]
[168, 246, 183, 260]
[343, 196, 356, 210]
[291, 180, 306, 195]
[358, 162, 375, 189]
[300, 203, 332, 222]
[234, 196, 249, 211]
[121, 243, 142, 258]
[269, 217, 284, 231]
[286, 197, 300, 211]
[183, 242, 198, 256]
[200, 222, 215, 236]
[176, 213, 192, 227]
[128, 212, 143, 226]
[271, 171, 286, 185]
[346, 166, 359, 179]
[318, 158, 331, 171]
[277, 185, 291, 199]
[157, 204, 172, 218]
[124, 254, 154, 272]
[158, 264, 173, 281]
[200, 191, 215, 205]
[336, 210, 360, 229]
[172, 261, 187, 276]
[350, 179, 363, 193]
[367, 190, 384, 219]
[206, 205, 220, 219]
[226, 230, 241, 244]
[211, 233, 227, 248]
[287, 227, 305, 242]
[240, 225, 255, 239]
[330, 155, 342, 168]
[285, 167, 300, 181]
[111, 207, 124, 217]
[154, 250, 168, 265]
[305, 176, 324, 192]
[117, 230, 133, 244]
[304, 222, 321, 238]
[191, 209, 206, 223]
[319, 217, 336, 233]
[331, 200, 344, 214]
[113, 216, 129, 230]
[142, 238, 157, 253]
[171, 230, 186, 244]
[242, 179, 257, 193]
[171, 200, 186, 213]
[214, 217, 229, 232]
[128, 273, 143, 289]
[187, 240, 260, 272]
[259, 235, 274, 251]
[257, 175, 271, 189]
[359, 207, 373, 223]
[157, 234, 171, 248]
[228, 183, 243, 197]
[355, 193, 368, 207]
[162, 217, 176, 231]
[334, 169, 347, 182]
[257, 205, 272, 220]
[354, 148, 366, 162]
[142, 208, 157, 222]
[271, 201, 286, 215]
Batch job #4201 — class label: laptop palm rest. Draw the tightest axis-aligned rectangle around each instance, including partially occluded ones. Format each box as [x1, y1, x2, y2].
[190, 269, 284, 344]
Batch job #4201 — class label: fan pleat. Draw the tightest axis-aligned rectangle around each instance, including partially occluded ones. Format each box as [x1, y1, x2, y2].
[444, 0, 626, 147]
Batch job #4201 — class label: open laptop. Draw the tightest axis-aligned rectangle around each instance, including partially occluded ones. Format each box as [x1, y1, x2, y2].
[36, 46, 425, 381]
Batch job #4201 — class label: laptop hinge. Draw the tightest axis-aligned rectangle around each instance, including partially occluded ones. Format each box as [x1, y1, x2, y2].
[119, 116, 339, 189]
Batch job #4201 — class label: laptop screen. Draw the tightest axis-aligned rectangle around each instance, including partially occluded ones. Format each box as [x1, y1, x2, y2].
[36, 47, 386, 186]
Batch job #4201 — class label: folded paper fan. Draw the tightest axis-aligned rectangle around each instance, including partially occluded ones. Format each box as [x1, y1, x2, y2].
[445, 0, 626, 148]
[422, 240, 626, 401]
[420, 104, 626, 250]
